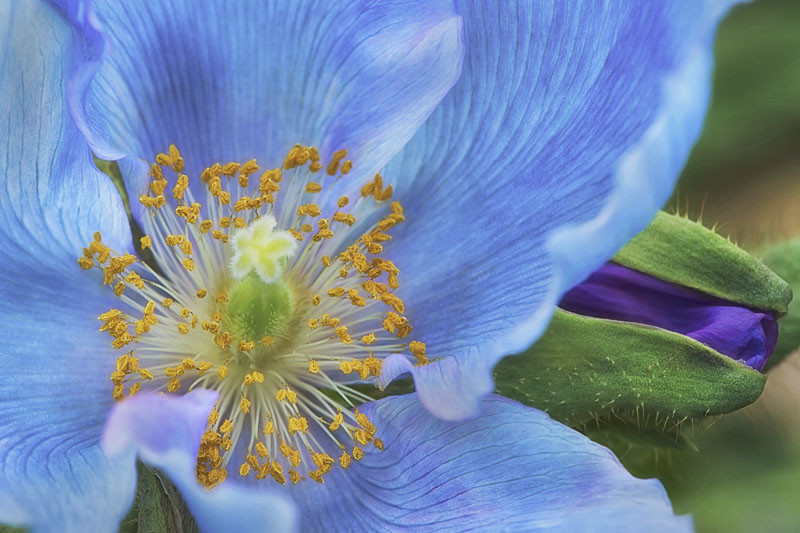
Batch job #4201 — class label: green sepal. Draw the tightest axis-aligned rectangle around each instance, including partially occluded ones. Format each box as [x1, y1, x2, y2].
[613, 211, 792, 314]
[761, 237, 800, 369]
[119, 463, 198, 533]
[494, 309, 765, 427]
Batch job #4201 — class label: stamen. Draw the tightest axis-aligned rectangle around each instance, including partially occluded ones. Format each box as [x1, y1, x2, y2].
[81, 143, 430, 488]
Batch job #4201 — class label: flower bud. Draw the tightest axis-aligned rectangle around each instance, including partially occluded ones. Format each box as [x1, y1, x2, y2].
[495, 212, 792, 426]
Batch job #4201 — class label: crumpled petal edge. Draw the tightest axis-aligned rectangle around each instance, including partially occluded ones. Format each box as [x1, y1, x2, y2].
[102, 390, 299, 533]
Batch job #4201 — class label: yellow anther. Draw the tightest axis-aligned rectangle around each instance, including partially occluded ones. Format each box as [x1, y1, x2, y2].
[162, 297, 173, 308]
[374, 439, 385, 451]
[167, 377, 181, 392]
[289, 229, 303, 241]
[311, 294, 321, 306]
[129, 382, 142, 397]
[177, 323, 190, 335]
[155, 152, 171, 166]
[165, 234, 183, 246]
[99, 309, 123, 322]
[180, 307, 191, 319]
[320, 314, 340, 328]
[139, 368, 154, 380]
[217, 365, 229, 379]
[233, 217, 246, 228]
[182, 258, 194, 271]
[238, 340, 255, 352]
[353, 429, 372, 446]
[256, 442, 269, 457]
[381, 293, 405, 314]
[329, 412, 344, 431]
[239, 462, 251, 477]
[308, 360, 320, 374]
[340, 160, 353, 174]
[361, 333, 376, 345]
[172, 174, 189, 200]
[112, 384, 124, 401]
[270, 462, 286, 484]
[287, 416, 308, 434]
[214, 331, 233, 349]
[322, 256, 332, 267]
[326, 149, 347, 175]
[261, 335, 275, 346]
[168, 144, 184, 172]
[181, 358, 195, 370]
[138, 235, 152, 251]
[215, 293, 228, 303]
[339, 451, 352, 469]
[200, 220, 213, 233]
[221, 162, 240, 176]
[352, 446, 364, 461]
[240, 397, 251, 414]
[78, 257, 94, 270]
[409, 340, 428, 365]
[305, 182, 322, 193]
[348, 288, 366, 307]
[364, 355, 382, 376]
[333, 212, 356, 226]
[263, 421, 274, 435]
[339, 361, 354, 375]
[197, 361, 212, 375]
[181, 240, 193, 255]
[334, 325, 351, 345]
[327, 287, 345, 297]
[113, 281, 125, 297]
[219, 419, 233, 434]
[307, 318, 319, 330]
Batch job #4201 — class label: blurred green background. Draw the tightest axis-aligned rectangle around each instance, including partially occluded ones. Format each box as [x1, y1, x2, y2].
[619, 1, 800, 531]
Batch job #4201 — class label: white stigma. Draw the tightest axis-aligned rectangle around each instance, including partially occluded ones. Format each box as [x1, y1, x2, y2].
[229, 214, 297, 283]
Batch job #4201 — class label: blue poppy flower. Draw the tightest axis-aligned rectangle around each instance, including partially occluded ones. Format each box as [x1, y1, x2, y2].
[0, 0, 737, 531]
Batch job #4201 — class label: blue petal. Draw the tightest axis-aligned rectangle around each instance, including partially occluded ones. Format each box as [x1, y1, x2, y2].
[71, 0, 464, 220]
[103, 390, 298, 533]
[0, 0, 134, 530]
[292, 394, 691, 532]
[381, 1, 741, 420]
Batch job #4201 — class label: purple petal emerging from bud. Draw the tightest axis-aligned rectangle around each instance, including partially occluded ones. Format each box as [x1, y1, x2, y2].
[560, 262, 777, 371]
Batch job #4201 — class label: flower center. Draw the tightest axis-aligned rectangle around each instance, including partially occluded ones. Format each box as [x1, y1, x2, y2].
[80, 144, 429, 487]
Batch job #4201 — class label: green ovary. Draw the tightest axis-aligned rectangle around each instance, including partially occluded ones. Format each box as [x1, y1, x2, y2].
[224, 272, 293, 344]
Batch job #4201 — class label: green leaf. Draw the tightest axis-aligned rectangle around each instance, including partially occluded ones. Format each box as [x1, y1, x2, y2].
[494, 309, 765, 427]
[613, 212, 792, 314]
[761, 237, 800, 369]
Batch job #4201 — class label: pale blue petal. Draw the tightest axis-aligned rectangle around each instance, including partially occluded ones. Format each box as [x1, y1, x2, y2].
[103, 390, 298, 533]
[0, 0, 133, 530]
[71, 0, 463, 220]
[293, 394, 692, 532]
[381, 0, 742, 420]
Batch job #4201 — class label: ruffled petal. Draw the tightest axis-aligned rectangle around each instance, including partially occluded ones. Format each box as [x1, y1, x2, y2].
[382, 0, 741, 420]
[0, 1, 134, 530]
[292, 394, 691, 532]
[103, 390, 298, 533]
[72, 0, 464, 219]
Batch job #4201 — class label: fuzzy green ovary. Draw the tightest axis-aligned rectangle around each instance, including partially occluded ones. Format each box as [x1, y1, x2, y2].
[224, 272, 293, 346]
